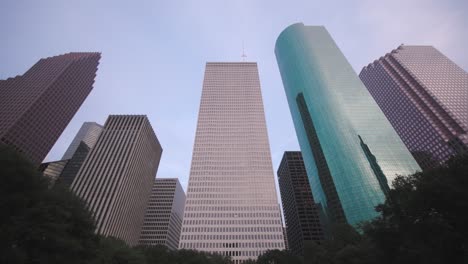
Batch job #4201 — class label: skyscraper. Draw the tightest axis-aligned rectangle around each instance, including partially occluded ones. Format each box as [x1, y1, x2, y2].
[71, 115, 162, 246]
[275, 23, 420, 226]
[58, 141, 91, 186]
[39, 159, 69, 185]
[62, 122, 103, 160]
[179, 62, 285, 263]
[277, 151, 324, 256]
[0, 53, 101, 165]
[359, 45, 468, 170]
[139, 178, 186, 250]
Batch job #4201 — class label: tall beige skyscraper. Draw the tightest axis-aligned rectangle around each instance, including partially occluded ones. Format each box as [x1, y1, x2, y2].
[71, 115, 162, 246]
[179, 62, 285, 263]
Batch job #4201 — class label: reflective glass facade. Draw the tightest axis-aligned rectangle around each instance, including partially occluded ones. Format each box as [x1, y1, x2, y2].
[275, 24, 420, 226]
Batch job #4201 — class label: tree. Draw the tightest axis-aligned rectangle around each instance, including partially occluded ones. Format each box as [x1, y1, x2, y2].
[135, 245, 231, 264]
[363, 155, 468, 264]
[0, 145, 99, 264]
[256, 249, 303, 264]
[93, 237, 146, 264]
[173, 249, 231, 264]
[302, 224, 378, 264]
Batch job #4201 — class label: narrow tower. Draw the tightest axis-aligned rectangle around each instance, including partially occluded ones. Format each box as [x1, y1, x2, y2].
[179, 62, 285, 262]
[278, 151, 324, 256]
[62, 122, 103, 160]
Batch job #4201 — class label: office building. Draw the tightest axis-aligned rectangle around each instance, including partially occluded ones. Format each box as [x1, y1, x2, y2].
[39, 159, 69, 184]
[71, 115, 162, 246]
[282, 227, 289, 251]
[62, 122, 103, 160]
[57, 141, 91, 186]
[278, 151, 324, 256]
[139, 178, 186, 250]
[275, 23, 420, 226]
[179, 62, 285, 263]
[0, 53, 100, 165]
[359, 45, 468, 170]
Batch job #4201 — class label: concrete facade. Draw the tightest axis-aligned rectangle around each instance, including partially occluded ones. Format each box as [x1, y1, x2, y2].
[139, 178, 186, 250]
[179, 62, 285, 263]
[71, 115, 162, 246]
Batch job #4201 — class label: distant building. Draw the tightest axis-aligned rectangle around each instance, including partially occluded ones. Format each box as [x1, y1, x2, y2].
[282, 227, 289, 251]
[278, 151, 324, 256]
[0, 53, 100, 165]
[360, 45, 468, 170]
[39, 160, 69, 184]
[71, 115, 162, 246]
[179, 62, 285, 263]
[275, 23, 420, 227]
[57, 141, 91, 186]
[139, 178, 186, 250]
[62, 122, 103, 160]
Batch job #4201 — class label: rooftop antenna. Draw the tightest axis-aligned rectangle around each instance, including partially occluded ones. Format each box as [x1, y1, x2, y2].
[241, 41, 247, 61]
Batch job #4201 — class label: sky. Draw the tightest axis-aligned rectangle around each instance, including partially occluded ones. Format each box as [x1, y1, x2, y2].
[1, 0, 467, 192]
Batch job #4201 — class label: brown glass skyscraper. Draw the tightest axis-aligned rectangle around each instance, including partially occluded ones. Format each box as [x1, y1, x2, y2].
[359, 45, 468, 169]
[278, 151, 324, 256]
[71, 115, 162, 246]
[0, 53, 101, 165]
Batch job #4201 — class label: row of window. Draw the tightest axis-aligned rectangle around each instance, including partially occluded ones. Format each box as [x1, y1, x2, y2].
[182, 219, 281, 226]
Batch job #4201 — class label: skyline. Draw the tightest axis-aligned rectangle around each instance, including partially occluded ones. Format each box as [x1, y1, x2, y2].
[1, 0, 467, 190]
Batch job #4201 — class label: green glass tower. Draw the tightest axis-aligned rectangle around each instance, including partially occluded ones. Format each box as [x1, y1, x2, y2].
[275, 23, 420, 226]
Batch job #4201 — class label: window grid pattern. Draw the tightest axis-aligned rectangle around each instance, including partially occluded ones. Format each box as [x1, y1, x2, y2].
[139, 178, 186, 250]
[179, 62, 285, 263]
[71, 115, 162, 246]
[62, 122, 103, 160]
[360, 45, 468, 170]
[275, 24, 420, 226]
[0, 53, 100, 165]
[277, 151, 324, 256]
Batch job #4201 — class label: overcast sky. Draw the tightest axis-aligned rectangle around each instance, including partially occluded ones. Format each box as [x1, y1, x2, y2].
[1, 0, 467, 191]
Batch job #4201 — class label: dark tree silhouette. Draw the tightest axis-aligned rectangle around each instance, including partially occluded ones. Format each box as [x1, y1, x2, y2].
[0, 145, 99, 264]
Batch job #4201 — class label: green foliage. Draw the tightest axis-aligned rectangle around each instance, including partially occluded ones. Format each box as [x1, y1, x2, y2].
[256, 249, 302, 264]
[93, 237, 146, 264]
[3, 144, 467, 264]
[303, 155, 468, 264]
[135, 245, 231, 264]
[0, 145, 232, 264]
[362, 155, 468, 264]
[0, 145, 99, 264]
[303, 224, 379, 264]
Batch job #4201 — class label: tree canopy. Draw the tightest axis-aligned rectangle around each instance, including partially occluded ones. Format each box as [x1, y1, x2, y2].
[2, 144, 467, 264]
[362, 154, 468, 264]
[0, 145, 99, 264]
